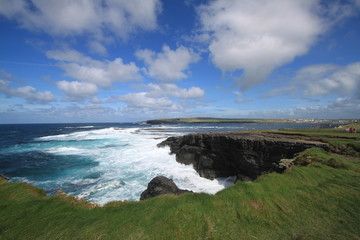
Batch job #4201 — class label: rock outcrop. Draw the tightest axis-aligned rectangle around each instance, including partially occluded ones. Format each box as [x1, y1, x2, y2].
[140, 176, 192, 200]
[0, 174, 9, 182]
[158, 132, 327, 181]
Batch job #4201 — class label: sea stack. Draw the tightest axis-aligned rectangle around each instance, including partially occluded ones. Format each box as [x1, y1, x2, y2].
[140, 176, 192, 200]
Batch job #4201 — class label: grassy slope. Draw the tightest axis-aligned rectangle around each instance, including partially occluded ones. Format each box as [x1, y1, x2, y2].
[1, 128, 360, 240]
[1, 155, 359, 239]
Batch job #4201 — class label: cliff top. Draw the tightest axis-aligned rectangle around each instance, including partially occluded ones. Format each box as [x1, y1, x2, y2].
[167, 131, 328, 146]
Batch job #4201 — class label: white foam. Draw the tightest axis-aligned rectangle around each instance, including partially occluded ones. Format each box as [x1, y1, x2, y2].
[28, 126, 231, 205]
[45, 146, 93, 156]
[77, 126, 94, 129]
[64, 125, 94, 129]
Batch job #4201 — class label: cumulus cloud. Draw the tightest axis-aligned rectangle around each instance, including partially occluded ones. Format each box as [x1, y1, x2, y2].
[136, 45, 199, 82]
[146, 83, 204, 98]
[0, 79, 56, 103]
[57, 80, 98, 101]
[118, 92, 177, 110]
[47, 49, 142, 88]
[197, 0, 359, 90]
[0, 0, 161, 41]
[267, 62, 360, 97]
[107, 83, 204, 116]
[109, 83, 204, 104]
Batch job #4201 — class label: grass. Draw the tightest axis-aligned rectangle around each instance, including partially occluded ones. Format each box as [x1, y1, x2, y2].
[1, 126, 360, 239]
[270, 126, 360, 158]
[1, 148, 360, 239]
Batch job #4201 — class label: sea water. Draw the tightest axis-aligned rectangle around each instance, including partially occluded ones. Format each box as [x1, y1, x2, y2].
[0, 122, 316, 205]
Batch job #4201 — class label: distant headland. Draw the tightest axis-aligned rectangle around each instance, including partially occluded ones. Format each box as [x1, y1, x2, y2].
[145, 117, 359, 125]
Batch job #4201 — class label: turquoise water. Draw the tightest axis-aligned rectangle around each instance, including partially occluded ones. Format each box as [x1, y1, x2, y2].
[0, 122, 316, 204]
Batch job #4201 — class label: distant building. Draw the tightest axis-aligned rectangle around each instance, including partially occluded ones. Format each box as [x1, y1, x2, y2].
[346, 127, 357, 133]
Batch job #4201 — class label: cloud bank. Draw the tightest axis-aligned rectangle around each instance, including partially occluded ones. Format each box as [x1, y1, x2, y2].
[0, 79, 56, 103]
[198, 0, 359, 90]
[0, 0, 161, 41]
[47, 49, 142, 89]
[267, 62, 360, 97]
[57, 80, 98, 101]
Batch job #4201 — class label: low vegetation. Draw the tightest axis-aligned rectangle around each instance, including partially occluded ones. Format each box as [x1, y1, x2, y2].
[274, 124, 360, 158]
[1, 126, 359, 239]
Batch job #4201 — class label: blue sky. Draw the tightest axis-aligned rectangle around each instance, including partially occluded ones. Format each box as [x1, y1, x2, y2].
[0, 0, 359, 123]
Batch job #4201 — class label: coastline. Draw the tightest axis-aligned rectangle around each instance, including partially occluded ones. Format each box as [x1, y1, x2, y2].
[1, 125, 360, 239]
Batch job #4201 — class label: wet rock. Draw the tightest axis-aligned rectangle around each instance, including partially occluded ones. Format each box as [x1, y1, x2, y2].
[140, 176, 192, 200]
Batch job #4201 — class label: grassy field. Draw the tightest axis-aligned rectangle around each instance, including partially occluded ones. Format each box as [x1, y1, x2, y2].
[273, 125, 360, 157]
[1, 127, 360, 239]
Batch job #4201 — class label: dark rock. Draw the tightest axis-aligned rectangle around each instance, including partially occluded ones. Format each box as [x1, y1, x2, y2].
[140, 176, 192, 200]
[158, 132, 327, 181]
[0, 174, 9, 181]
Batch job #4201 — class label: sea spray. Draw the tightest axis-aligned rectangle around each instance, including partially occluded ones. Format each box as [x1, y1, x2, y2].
[1, 126, 230, 205]
[0, 122, 314, 205]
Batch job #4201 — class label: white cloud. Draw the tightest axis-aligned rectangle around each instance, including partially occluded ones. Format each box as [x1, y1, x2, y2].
[136, 45, 199, 82]
[146, 83, 204, 98]
[57, 80, 98, 101]
[88, 41, 108, 56]
[118, 92, 177, 110]
[268, 62, 360, 97]
[0, 0, 161, 41]
[107, 83, 203, 117]
[197, 0, 359, 90]
[47, 49, 142, 88]
[295, 63, 360, 96]
[0, 79, 56, 103]
[46, 49, 91, 63]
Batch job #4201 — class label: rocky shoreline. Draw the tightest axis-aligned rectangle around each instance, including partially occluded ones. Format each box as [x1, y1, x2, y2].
[141, 131, 327, 199]
[158, 131, 327, 181]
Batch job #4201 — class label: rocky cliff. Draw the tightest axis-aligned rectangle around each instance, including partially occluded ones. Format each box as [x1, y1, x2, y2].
[158, 132, 327, 181]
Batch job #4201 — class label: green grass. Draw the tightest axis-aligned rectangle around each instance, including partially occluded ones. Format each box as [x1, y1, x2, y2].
[271, 126, 360, 159]
[1, 149, 360, 240]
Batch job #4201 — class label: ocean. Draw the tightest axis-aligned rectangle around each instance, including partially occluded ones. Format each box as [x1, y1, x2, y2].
[0, 122, 316, 205]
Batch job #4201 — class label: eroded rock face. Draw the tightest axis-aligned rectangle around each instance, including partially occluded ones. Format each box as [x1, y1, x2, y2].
[140, 176, 192, 200]
[158, 132, 327, 181]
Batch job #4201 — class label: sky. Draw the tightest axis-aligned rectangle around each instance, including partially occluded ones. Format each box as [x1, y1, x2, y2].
[0, 0, 359, 123]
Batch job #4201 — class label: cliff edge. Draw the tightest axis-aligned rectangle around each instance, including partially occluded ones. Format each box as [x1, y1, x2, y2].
[158, 131, 327, 181]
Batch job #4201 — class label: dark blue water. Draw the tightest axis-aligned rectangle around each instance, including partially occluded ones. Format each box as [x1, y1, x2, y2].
[0, 122, 318, 204]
